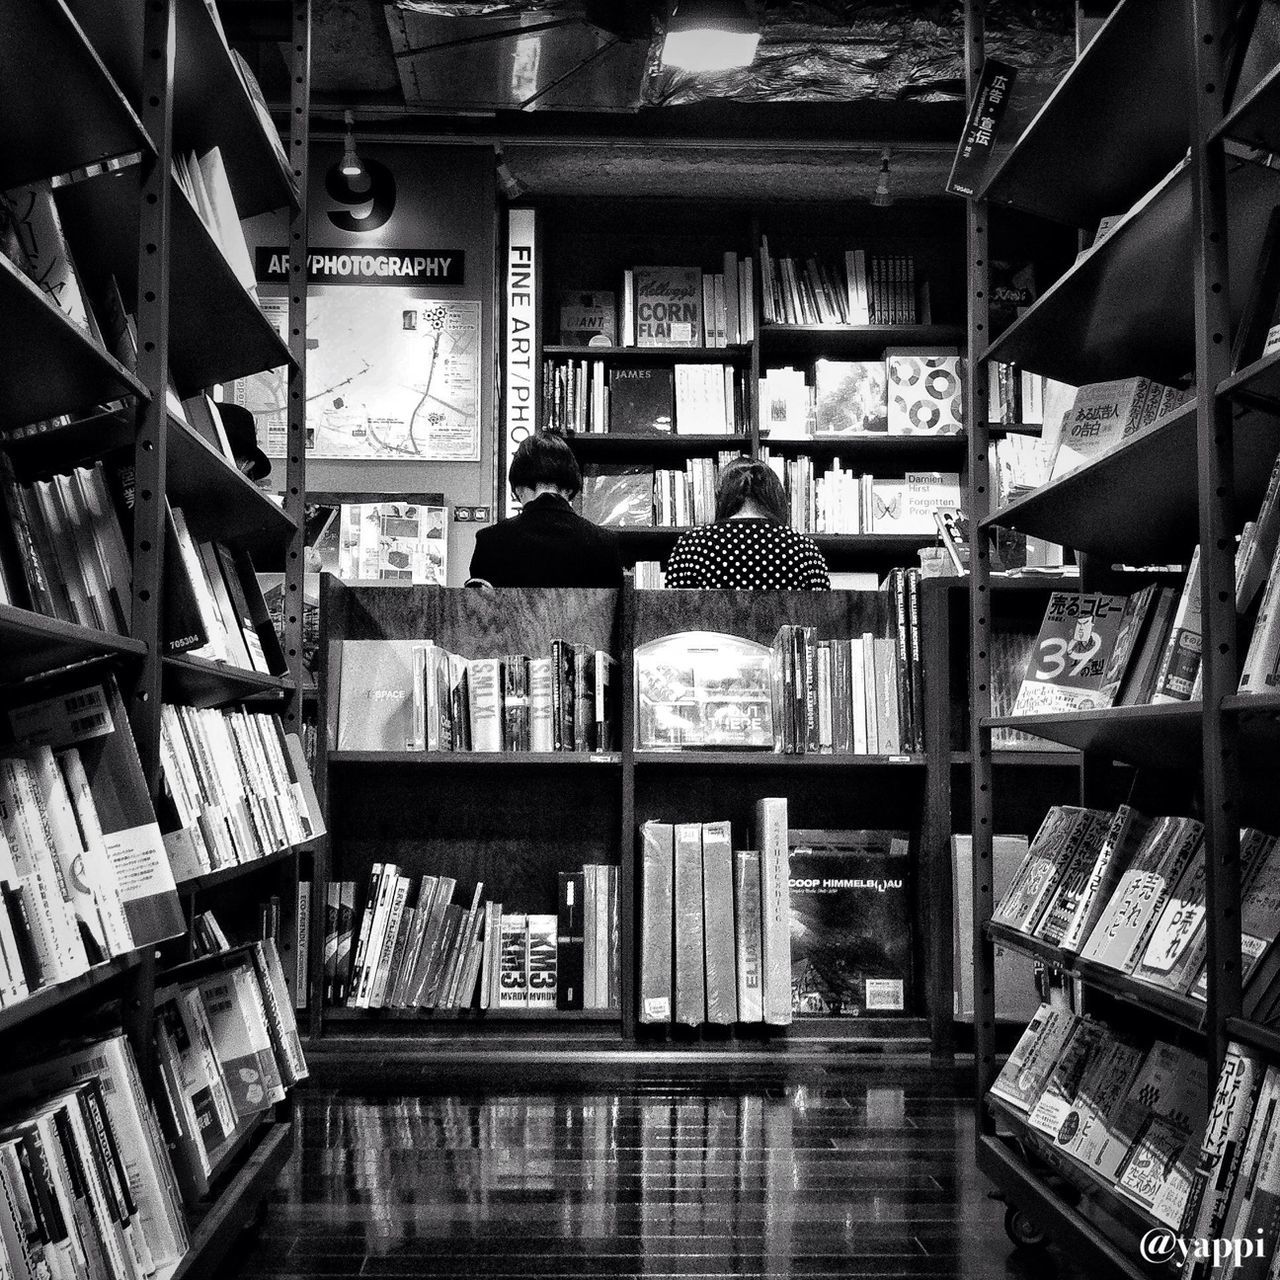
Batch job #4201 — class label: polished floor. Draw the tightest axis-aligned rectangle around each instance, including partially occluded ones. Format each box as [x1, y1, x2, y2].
[224, 1065, 1089, 1280]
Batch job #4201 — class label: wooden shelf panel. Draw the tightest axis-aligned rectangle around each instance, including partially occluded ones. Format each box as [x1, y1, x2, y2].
[610, 528, 931, 561]
[0, 948, 146, 1035]
[569, 433, 749, 458]
[0, 257, 149, 430]
[1216, 63, 1280, 155]
[176, 846, 297, 896]
[64, 0, 298, 218]
[635, 750, 924, 768]
[976, 1136, 1150, 1280]
[163, 654, 290, 709]
[1, 0, 151, 190]
[0, 605, 145, 686]
[542, 345, 750, 364]
[982, 158, 1280, 386]
[979, 0, 1190, 227]
[325, 1007, 620, 1023]
[760, 433, 966, 460]
[984, 703, 1203, 773]
[55, 170, 294, 396]
[328, 750, 622, 766]
[951, 750, 1080, 767]
[758, 323, 963, 356]
[980, 401, 1279, 562]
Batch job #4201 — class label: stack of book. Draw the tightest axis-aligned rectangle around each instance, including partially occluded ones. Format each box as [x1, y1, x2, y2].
[543, 361, 746, 436]
[759, 239, 924, 326]
[580, 457, 736, 529]
[760, 353, 963, 439]
[1011, 579, 1204, 714]
[158, 706, 323, 882]
[335, 640, 618, 754]
[988, 1004, 1208, 1229]
[0, 1032, 190, 1278]
[767, 458, 962, 536]
[613, 258, 754, 348]
[639, 800, 791, 1026]
[151, 939, 307, 1201]
[327, 864, 619, 1013]
[991, 802, 1280, 1010]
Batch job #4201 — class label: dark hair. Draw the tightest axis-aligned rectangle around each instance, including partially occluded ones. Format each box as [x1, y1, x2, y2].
[508, 432, 583, 500]
[715, 458, 788, 524]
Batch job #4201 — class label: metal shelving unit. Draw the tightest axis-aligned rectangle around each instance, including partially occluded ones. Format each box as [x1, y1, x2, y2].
[966, 0, 1275, 1272]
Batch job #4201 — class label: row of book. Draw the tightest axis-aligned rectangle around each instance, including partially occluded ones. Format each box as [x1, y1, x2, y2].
[639, 803, 790, 1026]
[543, 360, 746, 437]
[632, 571, 924, 754]
[760, 353, 963, 439]
[335, 639, 618, 754]
[987, 361, 1047, 427]
[580, 457, 734, 529]
[769, 459, 963, 536]
[990, 1006, 1207, 1231]
[152, 938, 307, 1202]
[993, 803, 1280, 1005]
[0, 1033, 190, 1280]
[617, 259, 754, 348]
[330, 864, 620, 1012]
[171, 145, 256, 298]
[158, 703, 325, 882]
[759, 240, 925, 327]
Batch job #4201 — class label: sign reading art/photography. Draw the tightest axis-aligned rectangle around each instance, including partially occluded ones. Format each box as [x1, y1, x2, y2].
[235, 292, 481, 462]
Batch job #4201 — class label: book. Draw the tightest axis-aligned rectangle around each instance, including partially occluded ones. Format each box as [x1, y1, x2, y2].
[632, 266, 702, 347]
[525, 913, 557, 1009]
[886, 353, 964, 434]
[788, 828, 912, 1016]
[639, 822, 674, 1023]
[558, 289, 616, 346]
[335, 640, 425, 752]
[673, 823, 706, 1025]
[701, 821, 738, 1025]
[733, 849, 764, 1023]
[1011, 592, 1131, 714]
[812, 360, 887, 434]
[755, 798, 791, 1026]
[946, 59, 1017, 197]
[1152, 549, 1203, 704]
[556, 872, 585, 1011]
[1027, 1018, 1109, 1140]
[579, 464, 654, 527]
[606, 367, 675, 434]
[1049, 378, 1189, 480]
[988, 1004, 1079, 1113]
[496, 913, 528, 1008]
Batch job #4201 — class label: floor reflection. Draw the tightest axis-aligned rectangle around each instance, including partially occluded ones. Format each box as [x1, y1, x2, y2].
[226, 1074, 1090, 1278]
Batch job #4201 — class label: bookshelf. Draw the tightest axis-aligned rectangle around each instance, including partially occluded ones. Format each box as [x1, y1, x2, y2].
[311, 578, 960, 1054]
[530, 197, 969, 580]
[964, 0, 1280, 1269]
[0, 2, 312, 1277]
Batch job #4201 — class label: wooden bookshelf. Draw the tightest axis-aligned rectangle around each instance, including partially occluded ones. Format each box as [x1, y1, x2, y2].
[760, 433, 966, 462]
[567, 433, 750, 459]
[758, 323, 965, 355]
[0, 604, 145, 683]
[542, 344, 752, 364]
[0, 947, 149, 1036]
[176, 845, 299, 895]
[329, 750, 622, 767]
[163, 653, 291, 708]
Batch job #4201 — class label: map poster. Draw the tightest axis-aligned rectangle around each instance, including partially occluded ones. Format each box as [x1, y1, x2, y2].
[232, 290, 481, 462]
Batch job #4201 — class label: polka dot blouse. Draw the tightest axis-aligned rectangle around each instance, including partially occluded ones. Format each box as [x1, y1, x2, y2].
[665, 519, 831, 590]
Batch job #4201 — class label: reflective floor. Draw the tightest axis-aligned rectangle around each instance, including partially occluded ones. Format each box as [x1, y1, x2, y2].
[224, 1068, 1089, 1279]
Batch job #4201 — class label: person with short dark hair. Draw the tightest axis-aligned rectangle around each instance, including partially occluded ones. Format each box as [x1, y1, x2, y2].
[468, 433, 624, 587]
[664, 458, 830, 590]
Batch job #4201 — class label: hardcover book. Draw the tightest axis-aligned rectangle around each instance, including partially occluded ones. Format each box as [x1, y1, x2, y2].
[1011, 592, 1131, 715]
[607, 367, 675, 434]
[812, 360, 887, 434]
[673, 824, 706, 1025]
[633, 266, 702, 347]
[580, 465, 654, 528]
[988, 1003, 1078, 1113]
[733, 849, 764, 1023]
[558, 289, 616, 346]
[755, 797, 792, 1026]
[886, 353, 964, 434]
[335, 640, 424, 752]
[639, 822, 674, 1023]
[701, 821, 737, 1025]
[788, 829, 912, 1017]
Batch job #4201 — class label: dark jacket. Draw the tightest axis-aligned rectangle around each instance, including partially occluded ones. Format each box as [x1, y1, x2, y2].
[468, 493, 624, 588]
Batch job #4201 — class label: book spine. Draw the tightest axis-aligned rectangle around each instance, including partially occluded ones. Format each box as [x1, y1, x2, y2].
[556, 872, 585, 1011]
[639, 823, 674, 1023]
[755, 798, 792, 1026]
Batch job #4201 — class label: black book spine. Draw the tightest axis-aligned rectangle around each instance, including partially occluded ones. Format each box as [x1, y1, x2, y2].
[556, 872, 585, 1011]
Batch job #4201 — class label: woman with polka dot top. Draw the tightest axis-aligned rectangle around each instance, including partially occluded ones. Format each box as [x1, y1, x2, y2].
[665, 459, 830, 590]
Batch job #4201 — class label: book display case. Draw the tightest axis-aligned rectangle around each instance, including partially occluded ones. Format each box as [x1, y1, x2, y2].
[533, 198, 971, 582]
[963, 0, 1280, 1271]
[309, 577, 990, 1054]
[1, 1, 313, 1276]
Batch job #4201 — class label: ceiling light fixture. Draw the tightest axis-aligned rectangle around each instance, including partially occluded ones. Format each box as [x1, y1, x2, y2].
[872, 149, 893, 208]
[661, 0, 761, 73]
[340, 110, 364, 178]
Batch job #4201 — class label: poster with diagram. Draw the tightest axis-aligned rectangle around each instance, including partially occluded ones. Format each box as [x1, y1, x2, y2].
[232, 290, 481, 462]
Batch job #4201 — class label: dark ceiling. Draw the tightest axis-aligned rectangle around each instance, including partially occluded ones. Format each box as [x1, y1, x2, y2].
[225, 0, 1079, 202]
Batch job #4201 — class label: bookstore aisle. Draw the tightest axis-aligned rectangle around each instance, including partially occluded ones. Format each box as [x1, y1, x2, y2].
[220, 1065, 1088, 1280]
